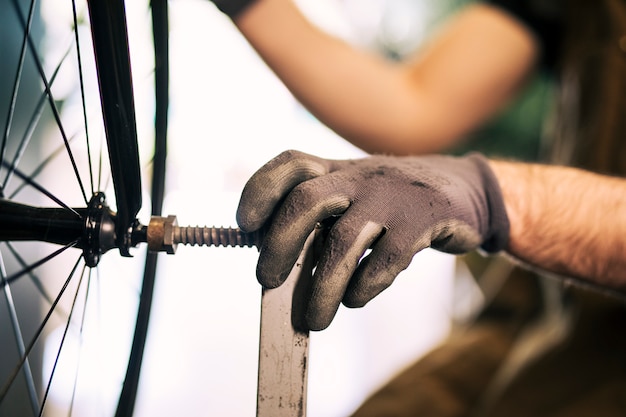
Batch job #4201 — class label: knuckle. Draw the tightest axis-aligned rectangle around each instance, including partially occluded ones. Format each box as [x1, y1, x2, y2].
[286, 180, 327, 208]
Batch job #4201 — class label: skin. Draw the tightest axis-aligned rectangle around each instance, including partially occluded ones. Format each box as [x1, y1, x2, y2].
[234, 0, 539, 154]
[490, 160, 626, 291]
[225, 0, 626, 291]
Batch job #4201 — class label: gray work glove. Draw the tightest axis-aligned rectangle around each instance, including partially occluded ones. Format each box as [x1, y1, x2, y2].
[210, 0, 257, 18]
[237, 150, 509, 330]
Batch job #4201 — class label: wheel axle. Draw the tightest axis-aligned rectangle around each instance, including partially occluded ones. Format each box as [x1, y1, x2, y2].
[0, 194, 262, 268]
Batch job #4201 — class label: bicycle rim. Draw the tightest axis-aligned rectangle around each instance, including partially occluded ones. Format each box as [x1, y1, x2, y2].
[0, 0, 167, 415]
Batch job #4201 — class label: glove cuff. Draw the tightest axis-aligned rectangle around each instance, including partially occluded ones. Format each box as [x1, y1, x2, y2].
[468, 153, 510, 253]
[213, 0, 257, 18]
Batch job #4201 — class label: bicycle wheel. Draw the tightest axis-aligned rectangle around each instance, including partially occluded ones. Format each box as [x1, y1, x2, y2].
[0, 0, 167, 415]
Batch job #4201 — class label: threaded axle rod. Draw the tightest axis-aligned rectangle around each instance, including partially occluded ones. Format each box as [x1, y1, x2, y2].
[146, 215, 262, 254]
[174, 225, 260, 248]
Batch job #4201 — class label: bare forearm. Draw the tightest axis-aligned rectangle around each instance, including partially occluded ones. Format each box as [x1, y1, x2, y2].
[489, 160, 626, 290]
[234, 1, 537, 155]
[235, 0, 430, 154]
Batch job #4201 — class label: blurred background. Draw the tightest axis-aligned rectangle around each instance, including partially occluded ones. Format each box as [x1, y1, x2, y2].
[141, 2, 458, 415]
[0, 0, 551, 415]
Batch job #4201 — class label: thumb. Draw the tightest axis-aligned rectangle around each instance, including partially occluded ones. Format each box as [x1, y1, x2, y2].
[236, 150, 330, 231]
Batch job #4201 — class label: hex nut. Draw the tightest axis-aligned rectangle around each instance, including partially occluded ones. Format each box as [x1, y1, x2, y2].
[147, 215, 178, 254]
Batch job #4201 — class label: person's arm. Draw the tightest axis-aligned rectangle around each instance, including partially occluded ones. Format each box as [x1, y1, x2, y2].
[489, 160, 626, 291]
[237, 150, 626, 330]
[229, 1, 539, 155]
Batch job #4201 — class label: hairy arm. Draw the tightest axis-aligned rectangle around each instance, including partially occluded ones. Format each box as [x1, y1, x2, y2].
[233, 1, 539, 155]
[489, 160, 626, 290]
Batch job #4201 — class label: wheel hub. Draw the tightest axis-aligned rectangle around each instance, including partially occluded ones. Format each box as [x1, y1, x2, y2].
[82, 192, 117, 267]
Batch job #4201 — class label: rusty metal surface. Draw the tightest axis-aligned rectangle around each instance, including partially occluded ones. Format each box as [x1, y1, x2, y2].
[145, 216, 317, 415]
[146, 215, 262, 253]
[257, 231, 318, 417]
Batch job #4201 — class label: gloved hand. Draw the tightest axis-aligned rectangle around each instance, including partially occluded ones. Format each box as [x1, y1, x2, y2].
[210, 0, 257, 18]
[237, 150, 509, 330]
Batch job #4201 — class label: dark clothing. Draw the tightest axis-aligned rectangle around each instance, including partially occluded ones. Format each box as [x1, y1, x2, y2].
[488, 0, 564, 71]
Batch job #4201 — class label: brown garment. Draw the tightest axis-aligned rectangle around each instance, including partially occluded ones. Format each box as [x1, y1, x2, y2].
[351, 266, 543, 417]
[482, 293, 626, 417]
[351, 280, 626, 417]
[551, 0, 626, 174]
[352, 0, 626, 415]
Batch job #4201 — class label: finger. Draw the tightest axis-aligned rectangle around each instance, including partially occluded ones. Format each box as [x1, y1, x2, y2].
[305, 218, 385, 331]
[256, 179, 351, 288]
[343, 229, 430, 308]
[236, 150, 330, 232]
[430, 219, 482, 254]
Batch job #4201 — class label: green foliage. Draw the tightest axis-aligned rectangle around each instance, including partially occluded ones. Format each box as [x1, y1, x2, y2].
[453, 73, 556, 162]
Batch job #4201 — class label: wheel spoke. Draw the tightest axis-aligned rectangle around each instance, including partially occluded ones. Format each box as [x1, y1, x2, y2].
[1, 160, 82, 218]
[71, 0, 95, 195]
[67, 267, 93, 417]
[0, 254, 82, 404]
[1, 0, 37, 174]
[98, 131, 106, 193]
[2, 42, 73, 192]
[0, 251, 40, 415]
[38, 264, 88, 417]
[8, 132, 80, 200]
[11, 0, 89, 205]
[1, 241, 78, 289]
[5, 242, 71, 320]
[1, 0, 166, 414]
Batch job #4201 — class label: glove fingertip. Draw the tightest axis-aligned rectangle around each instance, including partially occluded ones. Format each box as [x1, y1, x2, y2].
[256, 260, 289, 289]
[305, 291, 342, 331]
[236, 185, 275, 233]
[305, 312, 332, 332]
[342, 292, 371, 309]
[235, 209, 263, 233]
